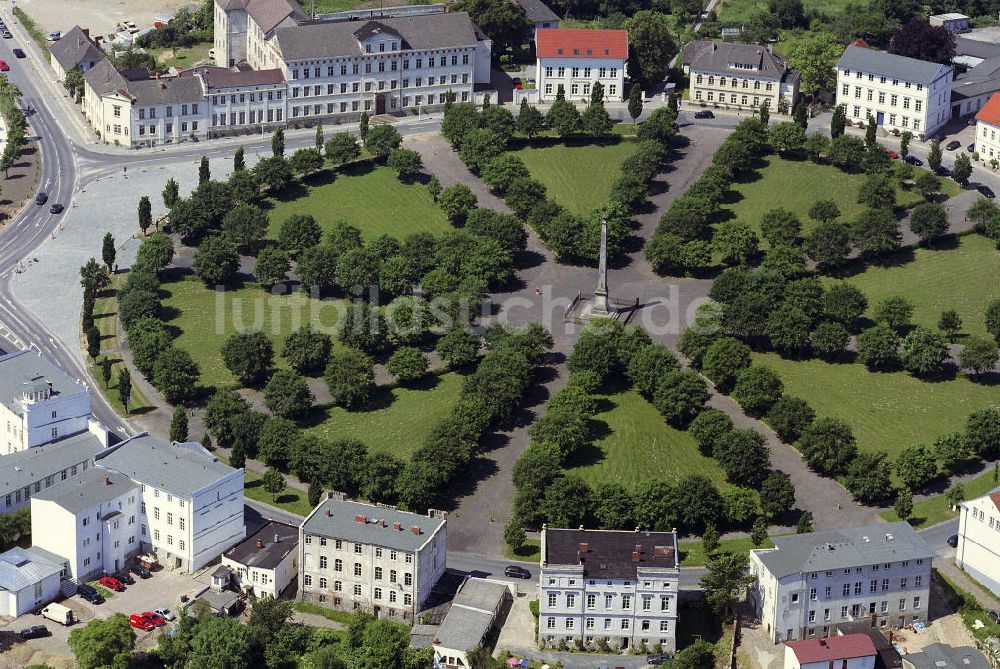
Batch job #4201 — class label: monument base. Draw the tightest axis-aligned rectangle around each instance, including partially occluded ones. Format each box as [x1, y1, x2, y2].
[579, 301, 621, 321]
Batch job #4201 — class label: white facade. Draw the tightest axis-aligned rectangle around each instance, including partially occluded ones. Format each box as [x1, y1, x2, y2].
[0, 547, 65, 617]
[222, 521, 298, 599]
[539, 527, 680, 653]
[955, 487, 1000, 598]
[835, 46, 953, 138]
[749, 523, 934, 644]
[929, 13, 970, 32]
[31, 470, 141, 581]
[536, 58, 626, 103]
[299, 496, 447, 622]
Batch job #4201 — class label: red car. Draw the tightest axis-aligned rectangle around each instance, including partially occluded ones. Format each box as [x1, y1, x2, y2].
[99, 576, 125, 591]
[0, 61, 9, 72]
[885, 149, 898, 159]
[129, 614, 156, 631]
[142, 611, 167, 626]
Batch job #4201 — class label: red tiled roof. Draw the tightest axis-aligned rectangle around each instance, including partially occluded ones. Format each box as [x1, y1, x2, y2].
[976, 93, 1000, 127]
[989, 490, 1000, 512]
[850, 37, 870, 48]
[535, 28, 627, 60]
[787, 635, 878, 665]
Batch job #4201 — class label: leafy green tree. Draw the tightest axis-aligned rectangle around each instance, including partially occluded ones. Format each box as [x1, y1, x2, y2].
[221, 202, 269, 252]
[900, 327, 949, 377]
[766, 395, 815, 443]
[797, 511, 814, 533]
[546, 95, 581, 136]
[308, 480, 323, 508]
[325, 132, 361, 164]
[700, 552, 755, 620]
[101, 232, 116, 272]
[874, 296, 914, 332]
[188, 615, 252, 669]
[254, 247, 291, 288]
[387, 147, 423, 181]
[453, 0, 529, 53]
[386, 346, 429, 384]
[915, 171, 941, 200]
[101, 356, 113, 389]
[895, 444, 938, 491]
[894, 488, 914, 520]
[845, 451, 894, 504]
[651, 369, 709, 428]
[627, 343, 679, 397]
[152, 347, 200, 405]
[516, 99, 544, 138]
[359, 111, 370, 141]
[436, 327, 480, 367]
[337, 301, 389, 354]
[637, 107, 679, 147]
[702, 338, 752, 392]
[438, 183, 478, 226]
[926, 139, 943, 173]
[581, 102, 614, 137]
[760, 470, 796, 519]
[830, 105, 846, 138]
[282, 325, 332, 375]
[193, 236, 239, 286]
[909, 202, 949, 244]
[953, 152, 973, 186]
[262, 468, 286, 502]
[277, 214, 321, 257]
[938, 309, 962, 342]
[715, 428, 771, 487]
[289, 147, 324, 176]
[701, 522, 721, 555]
[117, 367, 132, 413]
[732, 366, 784, 418]
[272, 127, 285, 157]
[137, 195, 153, 236]
[198, 155, 211, 184]
[135, 232, 174, 270]
[959, 336, 998, 378]
[364, 124, 403, 159]
[257, 417, 299, 469]
[68, 614, 135, 669]
[253, 155, 293, 192]
[811, 321, 850, 360]
[263, 369, 314, 418]
[324, 347, 376, 409]
[170, 406, 188, 442]
[768, 122, 805, 154]
[713, 220, 759, 266]
[751, 516, 769, 546]
[624, 11, 676, 89]
[86, 325, 101, 361]
[805, 220, 850, 267]
[542, 474, 593, 527]
[787, 32, 843, 96]
[628, 84, 643, 123]
[688, 409, 734, 456]
[828, 134, 865, 168]
[221, 331, 274, 386]
[857, 322, 901, 370]
[458, 128, 507, 172]
[965, 407, 1000, 458]
[797, 415, 859, 478]
[233, 146, 246, 171]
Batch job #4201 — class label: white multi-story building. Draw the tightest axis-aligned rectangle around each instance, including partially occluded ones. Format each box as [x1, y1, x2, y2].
[222, 520, 298, 599]
[0, 349, 97, 454]
[835, 44, 953, 137]
[31, 469, 141, 581]
[0, 428, 109, 515]
[682, 40, 799, 113]
[535, 28, 627, 103]
[48, 26, 104, 81]
[748, 522, 934, 644]
[299, 495, 447, 622]
[538, 526, 680, 653]
[94, 434, 245, 572]
[954, 485, 1000, 597]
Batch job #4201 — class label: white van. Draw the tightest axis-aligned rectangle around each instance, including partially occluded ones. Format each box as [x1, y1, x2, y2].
[40, 602, 75, 626]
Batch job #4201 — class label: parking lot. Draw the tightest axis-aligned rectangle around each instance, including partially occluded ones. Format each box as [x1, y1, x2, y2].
[0, 566, 201, 663]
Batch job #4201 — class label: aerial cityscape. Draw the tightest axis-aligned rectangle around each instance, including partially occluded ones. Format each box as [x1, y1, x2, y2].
[0, 0, 997, 667]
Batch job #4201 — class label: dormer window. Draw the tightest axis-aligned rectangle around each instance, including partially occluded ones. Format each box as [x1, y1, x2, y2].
[586, 48, 592, 55]
[573, 48, 579, 55]
[557, 48, 563, 54]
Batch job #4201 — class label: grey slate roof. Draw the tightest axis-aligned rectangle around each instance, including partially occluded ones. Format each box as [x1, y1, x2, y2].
[48, 26, 103, 71]
[904, 644, 991, 669]
[246, 0, 308, 34]
[95, 434, 239, 498]
[954, 35, 1000, 60]
[754, 522, 934, 579]
[223, 520, 298, 570]
[837, 45, 949, 85]
[545, 528, 679, 579]
[84, 59, 130, 97]
[302, 498, 445, 552]
[513, 0, 559, 25]
[682, 40, 790, 81]
[32, 468, 136, 514]
[275, 12, 481, 61]
[0, 431, 107, 497]
[196, 66, 285, 89]
[0, 546, 63, 592]
[0, 350, 86, 415]
[951, 56, 1000, 99]
[435, 578, 509, 651]
[125, 76, 204, 106]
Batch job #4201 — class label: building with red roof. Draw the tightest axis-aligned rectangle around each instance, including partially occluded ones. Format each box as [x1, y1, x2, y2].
[535, 28, 628, 102]
[955, 484, 1000, 598]
[785, 635, 878, 669]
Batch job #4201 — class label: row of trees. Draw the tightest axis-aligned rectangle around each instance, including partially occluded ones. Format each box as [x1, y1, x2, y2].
[505, 320, 798, 552]
[0, 75, 26, 179]
[68, 597, 430, 669]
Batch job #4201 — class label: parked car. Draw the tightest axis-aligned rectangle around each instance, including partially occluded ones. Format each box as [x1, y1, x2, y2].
[885, 149, 898, 159]
[154, 608, 176, 621]
[76, 583, 104, 605]
[46, 31, 61, 41]
[34, 192, 47, 205]
[946, 140, 962, 150]
[904, 155, 923, 166]
[20, 625, 49, 639]
[987, 610, 1000, 624]
[49, 203, 64, 214]
[511, 77, 522, 90]
[116, 571, 134, 585]
[694, 110, 715, 119]
[1, 31, 11, 39]
[99, 575, 126, 591]
[12, 48, 24, 58]
[647, 655, 674, 665]
[503, 565, 531, 579]
[977, 185, 995, 198]
[937, 166, 952, 176]
[129, 614, 156, 631]
[947, 534, 959, 547]
[130, 563, 151, 578]
[968, 117, 978, 125]
[41, 603, 75, 624]
[125, 21, 139, 34]
[968, 143, 976, 152]
[142, 611, 167, 626]
[0, 61, 9, 72]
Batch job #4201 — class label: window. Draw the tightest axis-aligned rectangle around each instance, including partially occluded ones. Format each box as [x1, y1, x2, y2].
[374, 588, 382, 600]
[841, 606, 848, 618]
[179, 540, 185, 551]
[915, 575, 922, 587]
[404, 594, 411, 606]
[320, 556, 327, 569]
[900, 577, 907, 589]
[354, 584, 362, 596]
[319, 577, 327, 588]
[825, 586, 832, 597]
[899, 599, 906, 611]
[854, 582, 862, 595]
[354, 544, 362, 554]
[882, 579, 889, 591]
[566, 594, 575, 607]
[913, 597, 920, 609]
[587, 594, 595, 609]
[566, 618, 575, 629]
[661, 596, 670, 611]
[334, 559, 343, 572]
[167, 512, 173, 525]
[810, 588, 817, 601]
[621, 619, 630, 630]
[547, 617, 556, 629]
[354, 563, 362, 576]
[792, 593, 800, 603]
[623, 595, 631, 610]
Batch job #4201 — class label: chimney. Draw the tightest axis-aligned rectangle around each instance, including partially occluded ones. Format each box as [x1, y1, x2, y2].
[325, 509, 332, 517]
[379, 519, 386, 527]
[820, 639, 827, 647]
[411, 525, 422, 535]
[631, 551, 641, 562]
[101, 476, 110, 485]
[256, 539, 264, 549]
[393, 522, 402, 531]
[355, 514, 367, 524]
[579, 542, 589, 553]
[274, 533, 279, 543]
